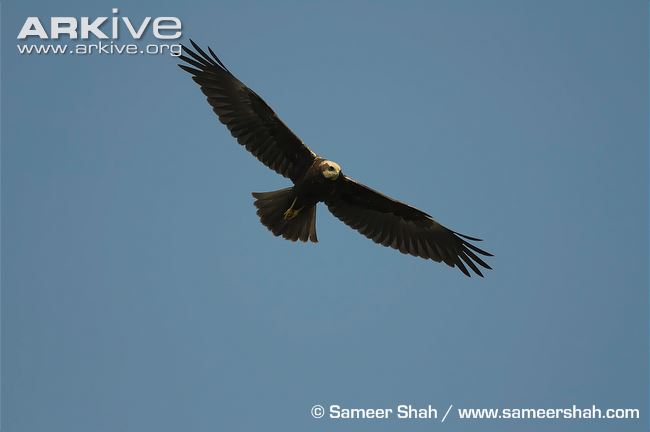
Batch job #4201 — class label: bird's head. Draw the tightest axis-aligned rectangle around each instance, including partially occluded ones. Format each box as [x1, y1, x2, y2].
[320, 160, 341, 180]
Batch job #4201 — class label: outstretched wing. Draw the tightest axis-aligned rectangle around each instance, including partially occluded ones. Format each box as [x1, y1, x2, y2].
[178, 40, 318, 183]
[326, 176, 493, 277]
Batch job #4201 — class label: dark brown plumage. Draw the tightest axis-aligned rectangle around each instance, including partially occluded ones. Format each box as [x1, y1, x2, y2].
[177, 42, 317, 182]
[179, 40, 493, 277]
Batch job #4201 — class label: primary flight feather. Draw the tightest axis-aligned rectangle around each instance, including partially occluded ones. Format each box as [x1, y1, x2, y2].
[178, 40, 492, 277]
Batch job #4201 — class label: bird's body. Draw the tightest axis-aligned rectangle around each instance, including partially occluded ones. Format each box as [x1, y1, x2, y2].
[252, 158, 340, 243]
[179, 41, 493, 277]
[286, 158, 341, 213]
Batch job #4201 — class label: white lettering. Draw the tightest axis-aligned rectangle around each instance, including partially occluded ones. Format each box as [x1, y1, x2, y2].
[17, 17, 48, 39]
[51, 17, 78, 39]
[152, 17, 181, 39]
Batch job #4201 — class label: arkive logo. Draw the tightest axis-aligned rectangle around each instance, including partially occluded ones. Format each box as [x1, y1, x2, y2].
[18, 8, 181, 40]
[16, 8, 182, 56]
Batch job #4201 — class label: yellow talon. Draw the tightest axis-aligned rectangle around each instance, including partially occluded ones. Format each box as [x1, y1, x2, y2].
[283, 198, 302, 220]
[283, 208, 300, 220]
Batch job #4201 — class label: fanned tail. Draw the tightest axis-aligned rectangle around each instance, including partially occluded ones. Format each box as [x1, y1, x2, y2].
[252, 188, 318, 243]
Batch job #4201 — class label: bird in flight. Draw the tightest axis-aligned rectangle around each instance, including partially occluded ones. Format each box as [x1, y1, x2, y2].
[178, 40, 492, 277]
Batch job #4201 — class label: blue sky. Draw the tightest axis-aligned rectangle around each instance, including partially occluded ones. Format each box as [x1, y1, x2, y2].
[3, 1, 648, 431]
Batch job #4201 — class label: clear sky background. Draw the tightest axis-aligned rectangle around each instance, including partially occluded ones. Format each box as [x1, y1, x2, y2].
[3, 1, 648, 431]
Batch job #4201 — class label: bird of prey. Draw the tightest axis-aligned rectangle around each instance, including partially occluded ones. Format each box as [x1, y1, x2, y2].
[178, 40, 492, 277]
